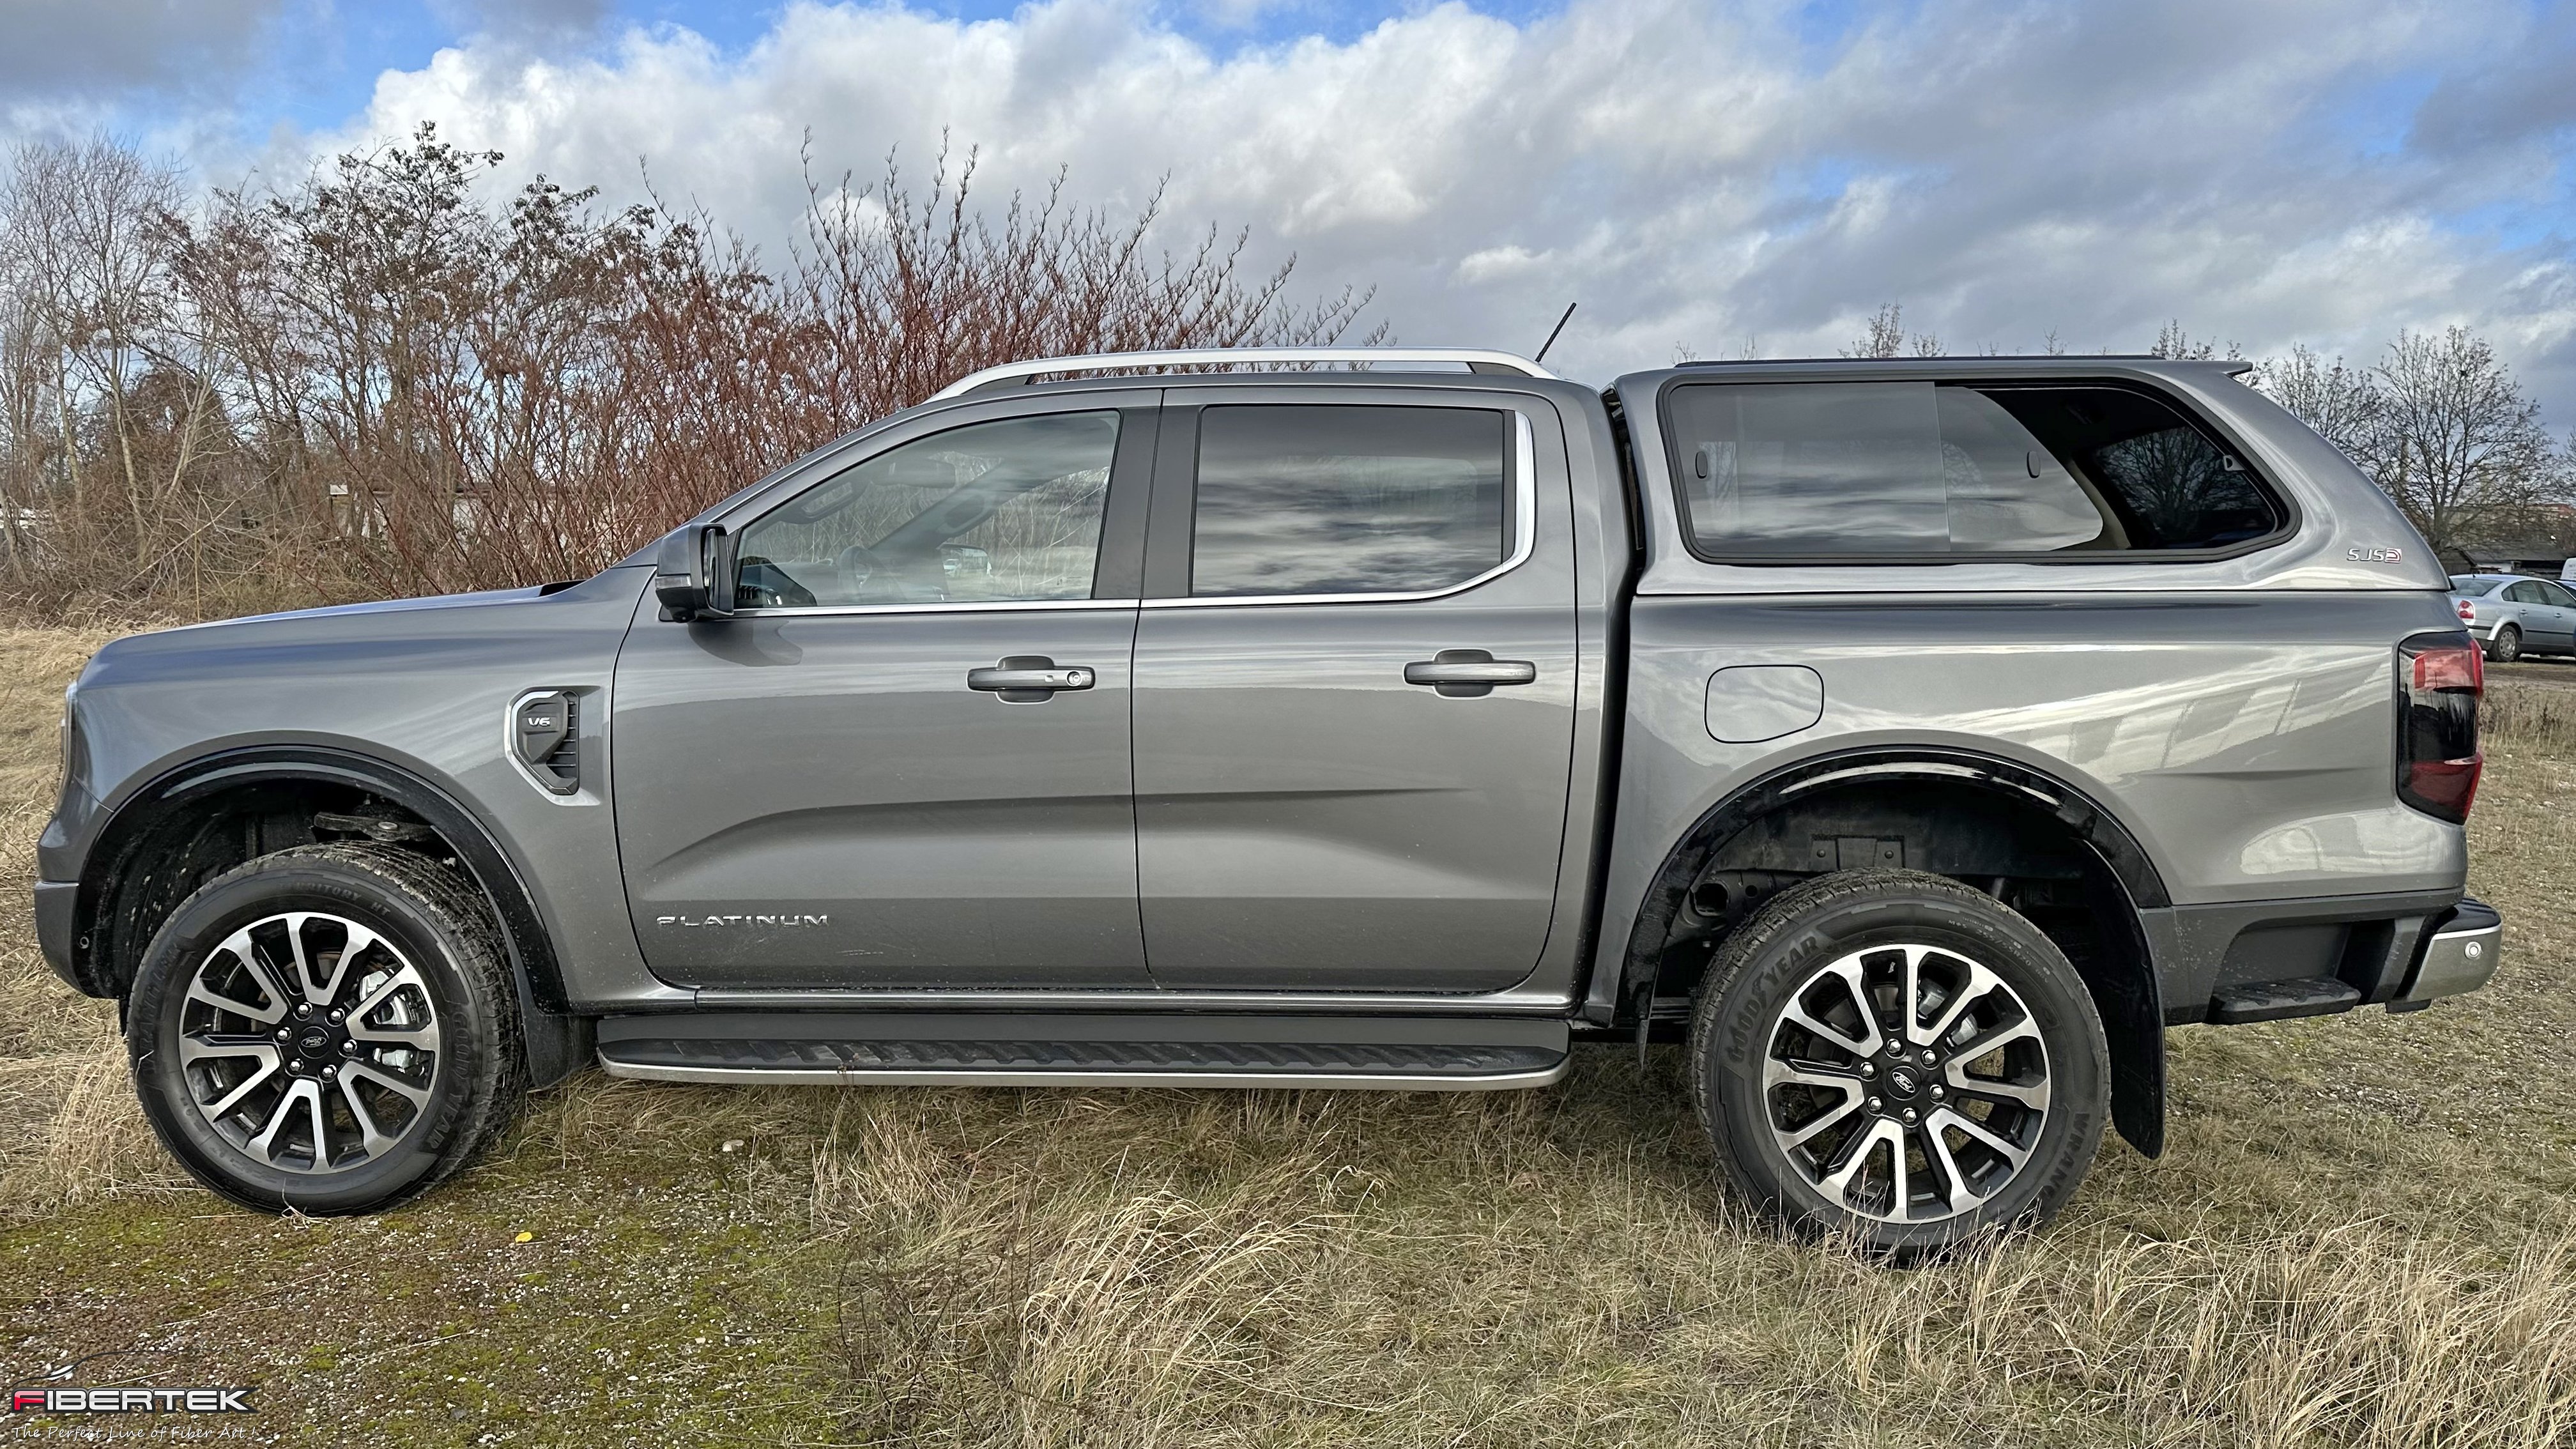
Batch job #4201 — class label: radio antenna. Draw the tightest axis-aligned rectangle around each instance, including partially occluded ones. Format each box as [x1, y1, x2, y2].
[1533, 302, 1577, 364]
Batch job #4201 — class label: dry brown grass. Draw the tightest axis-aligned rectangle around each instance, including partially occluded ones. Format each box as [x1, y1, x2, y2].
[0, 625, 189, 1210]
[2484, 675, 2576, 751]
[2, 631, 2574, 1445]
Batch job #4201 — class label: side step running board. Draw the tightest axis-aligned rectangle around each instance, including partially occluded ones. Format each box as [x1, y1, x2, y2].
[594, 1012, 1570, 1091]
[2208, 977, 2361, 1025]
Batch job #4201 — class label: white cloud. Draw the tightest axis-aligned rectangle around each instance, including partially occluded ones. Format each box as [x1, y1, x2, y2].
[220, 0, 2576, 424]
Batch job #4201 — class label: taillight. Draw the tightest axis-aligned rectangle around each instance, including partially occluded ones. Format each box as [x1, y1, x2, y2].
[2398, 632, 2481, 821]
[2456, 598, 2475, 622]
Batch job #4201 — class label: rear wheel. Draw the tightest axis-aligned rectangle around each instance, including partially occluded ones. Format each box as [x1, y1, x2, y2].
[1687, 869, 2108, 1255]
[2487, 625, 2521, 663]
[127, 843, 523, 1215]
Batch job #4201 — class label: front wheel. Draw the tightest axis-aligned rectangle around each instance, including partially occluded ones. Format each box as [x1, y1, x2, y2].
[1687, 869, 2108, 1255]
[2487, 625, 2521, 663]
[127, 843, 523, 1215]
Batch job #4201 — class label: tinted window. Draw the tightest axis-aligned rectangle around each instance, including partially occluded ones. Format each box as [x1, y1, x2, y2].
[2506, 581, 2546, 604]
[735, 412, 1118, 607]
[1666, 381, 2283, 557]
[1190, 405, 1510, 597]
[2541, 582, 2576, 608]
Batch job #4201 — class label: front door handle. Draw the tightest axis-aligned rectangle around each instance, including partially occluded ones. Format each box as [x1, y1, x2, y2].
[969, 656, 1096, 702]
[1404, 649, 1537, 698]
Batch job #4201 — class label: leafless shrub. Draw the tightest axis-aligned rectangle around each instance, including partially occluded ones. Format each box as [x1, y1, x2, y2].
[0, 126, 1374, 620]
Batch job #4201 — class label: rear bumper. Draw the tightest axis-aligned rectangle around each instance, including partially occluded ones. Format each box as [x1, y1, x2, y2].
[2393, 898, 2501, 1004]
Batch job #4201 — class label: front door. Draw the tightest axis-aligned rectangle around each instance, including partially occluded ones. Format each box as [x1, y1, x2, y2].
[613, 397, 1157, 989]
[2538, 579, 2576, 653]
[1129, 392, 1580, 992]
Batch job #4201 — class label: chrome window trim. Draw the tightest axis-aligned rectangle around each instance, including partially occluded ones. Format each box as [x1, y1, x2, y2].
[731, 597, 1141, 620]
[1146, 409, 1538, 610]
[729, 402, 1133, 620]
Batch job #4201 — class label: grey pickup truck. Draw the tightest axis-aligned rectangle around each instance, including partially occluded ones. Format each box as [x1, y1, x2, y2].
[36, 346, 2501, 1252]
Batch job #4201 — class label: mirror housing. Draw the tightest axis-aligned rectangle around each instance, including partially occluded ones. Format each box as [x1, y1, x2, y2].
[654, 523, 737, 622]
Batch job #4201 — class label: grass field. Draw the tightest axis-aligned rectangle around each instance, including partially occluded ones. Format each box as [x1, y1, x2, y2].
[2, 625, 2572, 1446]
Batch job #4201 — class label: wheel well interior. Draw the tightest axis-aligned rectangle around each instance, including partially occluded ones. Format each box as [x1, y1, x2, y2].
[80, 779, 448, 1000]
[1634, 773, 2166, 1156]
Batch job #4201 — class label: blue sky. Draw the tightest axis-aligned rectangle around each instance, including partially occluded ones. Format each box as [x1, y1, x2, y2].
[6, 0, 2574, 424]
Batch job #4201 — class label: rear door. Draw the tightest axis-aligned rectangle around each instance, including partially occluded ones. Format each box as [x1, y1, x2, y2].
[2503, 581, 2564, 651]
[1128, 387, 1580, 992]
[611, 391, 1158, 989]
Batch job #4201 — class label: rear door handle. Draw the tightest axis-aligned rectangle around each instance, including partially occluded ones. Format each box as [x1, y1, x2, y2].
[969, 656, 1095, 702]
[1404, 649, 1537, 698]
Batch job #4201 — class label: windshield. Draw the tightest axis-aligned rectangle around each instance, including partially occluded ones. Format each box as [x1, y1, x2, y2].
[2450, 576, 2501, 594]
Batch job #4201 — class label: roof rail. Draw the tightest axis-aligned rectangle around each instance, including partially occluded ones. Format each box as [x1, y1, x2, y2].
[930, 347, 1559, 401]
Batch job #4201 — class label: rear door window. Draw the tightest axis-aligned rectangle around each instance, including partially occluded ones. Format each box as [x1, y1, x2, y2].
[1188, 404, 1512, 598]
[1665, 380, 2285, 559]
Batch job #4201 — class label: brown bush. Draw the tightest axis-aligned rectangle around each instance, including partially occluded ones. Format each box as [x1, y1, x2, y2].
[0, 125, 1374, 622]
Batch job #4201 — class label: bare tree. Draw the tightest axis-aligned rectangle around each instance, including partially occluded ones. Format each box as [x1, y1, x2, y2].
[2366, 327, 2559, 557]
[1843, 302, 1906, 358]
[2149, 319, 2242, 362]
[0, 135, 242, 608]
[2253, 344, 2382, 463]
[1841, 302, 1943, 359]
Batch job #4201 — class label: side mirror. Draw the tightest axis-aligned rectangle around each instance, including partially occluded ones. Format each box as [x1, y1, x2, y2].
[654, 523, 737, 622]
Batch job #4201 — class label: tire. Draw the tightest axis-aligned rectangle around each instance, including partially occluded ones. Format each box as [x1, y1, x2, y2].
[2487, 625, 2520, 663]
[126, 843, 524, 1215]
[1686, 869, 2108, 1256]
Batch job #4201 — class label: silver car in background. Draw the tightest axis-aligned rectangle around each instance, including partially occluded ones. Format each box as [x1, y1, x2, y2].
[2450, 573, 2576, 662]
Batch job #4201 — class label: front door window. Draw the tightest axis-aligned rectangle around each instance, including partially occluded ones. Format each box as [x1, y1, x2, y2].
[734, 411, 1119, 608]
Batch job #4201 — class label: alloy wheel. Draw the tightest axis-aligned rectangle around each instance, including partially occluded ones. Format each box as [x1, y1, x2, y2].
[1761, 943, 2051, 1224]
[176, 911, 443, 1174]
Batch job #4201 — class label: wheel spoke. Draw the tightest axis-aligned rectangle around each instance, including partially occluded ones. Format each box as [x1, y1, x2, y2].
[1819, 1118, 1899, 1211]
[337, 1075, 398, 1156]
[1946, 1014, 2041, 1065]
[1779, 956, 1882, 1059]
[1931, 1106, 2030, 1169]
[1900, 945, 1929, 1043]
[247, 1078, 318, 1163]
[347, 965, 438, 1051]
[1765, 1055, 1867, 1150]
[1946, 1070, 2050, 1110]
[344, 1061, 431, 1107]
[1922, 1121, 1984, 1215]
[180, 1032, 276, 1065]
[1916, 958, 2001, 1048]
[201, 1055, 282, 1119]
[282, 913, 320, 1002]
[1763, 1057, 1864, 1093]
[319, 921, 379, 1005]
[1885, 1122, 1913, 1220]
[1782, 1094, 1866, 1151]
[187, 929, 288, 1024]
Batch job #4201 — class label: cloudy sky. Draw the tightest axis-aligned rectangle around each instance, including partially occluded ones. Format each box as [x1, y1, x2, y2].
[7, 0, 2574, 424]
